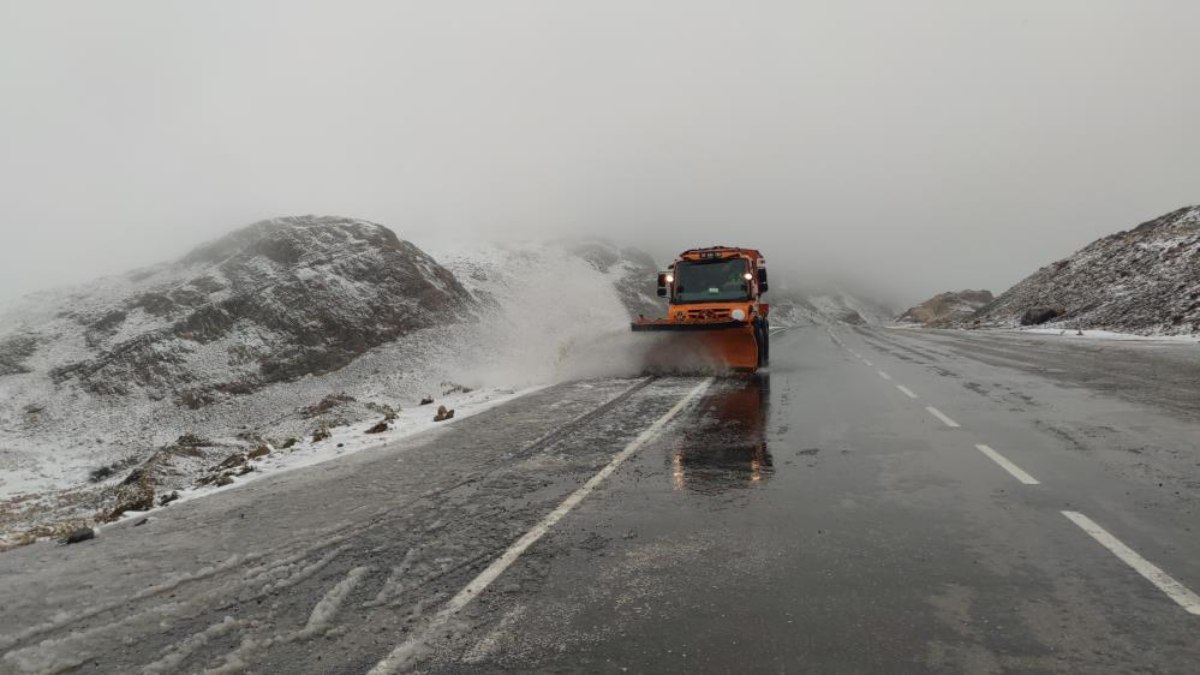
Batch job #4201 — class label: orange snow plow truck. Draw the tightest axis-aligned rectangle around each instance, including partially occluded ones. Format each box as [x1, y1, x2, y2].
[631, 246, 769, 372]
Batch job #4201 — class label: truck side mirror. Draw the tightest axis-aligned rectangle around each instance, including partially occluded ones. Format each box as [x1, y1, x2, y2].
[757, 268, 769, 293]
[656, 272, 668, 297]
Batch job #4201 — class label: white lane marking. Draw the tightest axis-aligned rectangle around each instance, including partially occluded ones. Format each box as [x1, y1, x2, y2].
[896, 385, 919, 399]
[975, 444, 1040, 485]
[862, 359, 874, 367]
[1062, 511, 1200, 615]
[925, 406, 961, 428]
[368, 378, 714, 673]
[878, 370, 892, 381]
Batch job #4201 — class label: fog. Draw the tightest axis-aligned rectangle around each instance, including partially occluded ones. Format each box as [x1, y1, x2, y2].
[2, 1, 1198, 308]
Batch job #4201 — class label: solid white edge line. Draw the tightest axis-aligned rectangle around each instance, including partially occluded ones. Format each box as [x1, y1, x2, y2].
[1062, 511, 1200, 615]
[974, 444, 1040, 485]
[925, 406, 961, 428]
[878, 370, 892, 381]
[367, 377, 715, 673]
[896, 385, 918, 399]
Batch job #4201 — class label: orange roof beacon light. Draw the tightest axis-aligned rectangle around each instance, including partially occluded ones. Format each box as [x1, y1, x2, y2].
[631, 246, 770, 373]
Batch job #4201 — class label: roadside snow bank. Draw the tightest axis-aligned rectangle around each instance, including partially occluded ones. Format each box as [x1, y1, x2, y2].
[115, 384, 542, 524]
[1016, 328, 1200, 343]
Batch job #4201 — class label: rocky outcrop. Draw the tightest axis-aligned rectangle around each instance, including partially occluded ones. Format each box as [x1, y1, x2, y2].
[897, 290, 994, 326]
[1019, 306, 1064, 326]
[970, 206, 1200, 334]
[0, 334, 36, 376]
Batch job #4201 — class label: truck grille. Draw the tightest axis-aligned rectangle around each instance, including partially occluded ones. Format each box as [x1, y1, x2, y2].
[684, 308, 732, 321]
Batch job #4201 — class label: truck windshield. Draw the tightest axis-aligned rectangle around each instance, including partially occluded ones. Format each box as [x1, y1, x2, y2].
[673, 259, 750, 303]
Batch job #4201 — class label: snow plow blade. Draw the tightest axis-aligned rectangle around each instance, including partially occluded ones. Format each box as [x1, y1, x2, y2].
[631, 320, 761, 372]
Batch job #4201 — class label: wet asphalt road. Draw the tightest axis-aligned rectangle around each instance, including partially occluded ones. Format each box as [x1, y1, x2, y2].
[1, 325, 1199, 673]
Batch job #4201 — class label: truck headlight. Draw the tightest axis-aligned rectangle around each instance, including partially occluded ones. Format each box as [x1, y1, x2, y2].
[731, 309, 746, 321]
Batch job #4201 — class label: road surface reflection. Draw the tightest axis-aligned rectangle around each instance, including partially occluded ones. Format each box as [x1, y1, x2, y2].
[670, 374, 772, 492]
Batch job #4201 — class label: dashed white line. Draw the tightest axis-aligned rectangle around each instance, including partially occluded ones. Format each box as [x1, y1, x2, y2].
[368, 378, 715, 673]
[877, 370, 892, 381]
[862, 359, 874, 367]
[925, 406, 961, 428]
[1062, 511, 1200, 615]
[975, 444, 1040, 485]
[896, 385, 918, 399]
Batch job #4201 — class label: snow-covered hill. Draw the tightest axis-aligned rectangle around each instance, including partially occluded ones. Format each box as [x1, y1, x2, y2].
[970, 206, 1200, 334]
[29, 216, 471, 405]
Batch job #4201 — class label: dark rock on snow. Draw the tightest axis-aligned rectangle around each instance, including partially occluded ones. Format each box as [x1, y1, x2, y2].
[63, 527, 95, 544]
[0, 334, 37, 376]
[312, 423, 332, 443]
[1020, 306, 1064, 326]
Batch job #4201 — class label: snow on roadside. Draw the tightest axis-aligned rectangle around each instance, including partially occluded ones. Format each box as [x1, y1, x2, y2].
[1014, 327, 1200, 343]
[154, 384, 541, 513]
[888, 324, 1200, 343]
[1, 384, 542, 549]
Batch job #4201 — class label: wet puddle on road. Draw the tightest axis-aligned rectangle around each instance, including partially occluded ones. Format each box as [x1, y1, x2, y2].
[668, 374, 774, 492]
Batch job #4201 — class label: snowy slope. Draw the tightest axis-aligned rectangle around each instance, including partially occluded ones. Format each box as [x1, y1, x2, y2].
[0, 217, 477, 493]
[971, 205, 1200, 334]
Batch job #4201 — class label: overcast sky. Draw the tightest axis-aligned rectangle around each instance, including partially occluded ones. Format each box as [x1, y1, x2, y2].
[2, 1, 1198, 307]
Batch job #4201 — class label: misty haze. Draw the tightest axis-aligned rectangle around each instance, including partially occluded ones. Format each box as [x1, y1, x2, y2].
[1, 2, 1199, 673]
